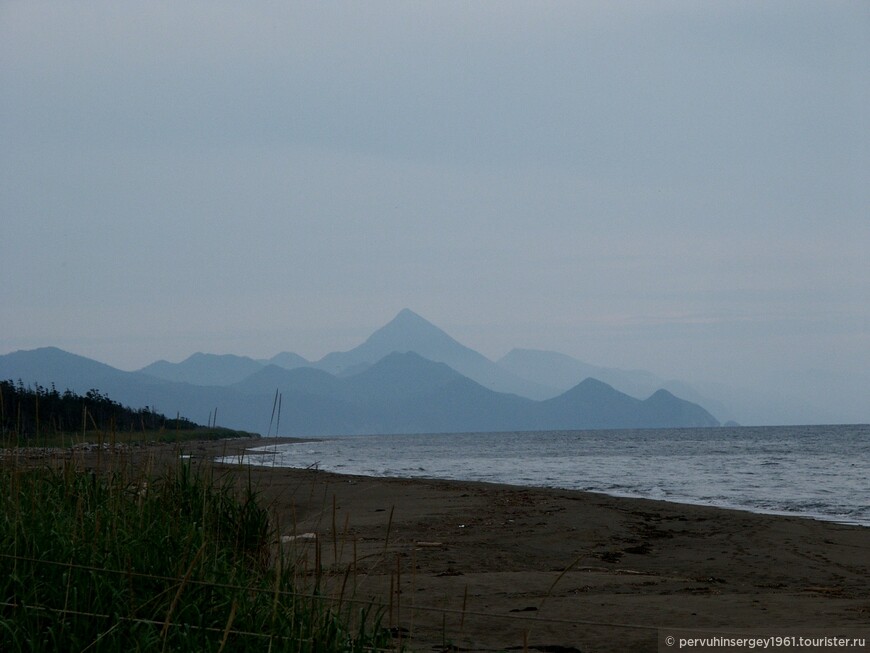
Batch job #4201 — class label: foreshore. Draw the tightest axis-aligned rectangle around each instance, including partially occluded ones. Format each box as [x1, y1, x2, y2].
[77, 437, 870, 651]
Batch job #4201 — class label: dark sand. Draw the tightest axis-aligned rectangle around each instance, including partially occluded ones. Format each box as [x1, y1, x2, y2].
[78, 437, 870, 652]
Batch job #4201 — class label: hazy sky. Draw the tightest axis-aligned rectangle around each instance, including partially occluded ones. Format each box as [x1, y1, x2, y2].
[2, 2, 868, 395]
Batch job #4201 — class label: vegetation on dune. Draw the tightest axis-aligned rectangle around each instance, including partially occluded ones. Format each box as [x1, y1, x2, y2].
[0, 382, 393, 650]
[0, 457, 391, 652]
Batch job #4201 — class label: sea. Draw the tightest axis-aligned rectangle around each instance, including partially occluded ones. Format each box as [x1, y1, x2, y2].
[231, 425, 870, 527]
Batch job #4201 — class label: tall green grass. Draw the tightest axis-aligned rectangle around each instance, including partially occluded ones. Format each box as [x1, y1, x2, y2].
[0, 456, 392, 652]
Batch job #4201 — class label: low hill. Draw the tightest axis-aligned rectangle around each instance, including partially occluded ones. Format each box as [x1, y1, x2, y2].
[139, 353, 265, 386]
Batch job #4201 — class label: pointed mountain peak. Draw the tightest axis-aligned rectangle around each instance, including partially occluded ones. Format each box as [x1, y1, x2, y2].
[384, 308, 436, 329]
[569, 377, 622, 395]
[648, 388, 677, 401]
[315, 309, 481, 373]
[396, 308, 419, 319]
[365, 309, 455, 347]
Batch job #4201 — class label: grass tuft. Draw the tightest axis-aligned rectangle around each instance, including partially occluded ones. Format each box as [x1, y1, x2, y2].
[0, 454, 393, 652]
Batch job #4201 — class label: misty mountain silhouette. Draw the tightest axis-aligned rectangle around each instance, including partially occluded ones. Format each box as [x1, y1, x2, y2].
[497, 348, 728, 419]
[537, 378, 718, 430]
[140, 352, 265, 386]
[232, 352, 718, 434]
[262, 352, 310, 370]
[132, 310, 555, 398]
[0, 346, 719, 435]
[312, 309, 558, 398]
[0, 347, 150, 393]
[498, 348, 665, 397]
[0, 347, 267, 430]
[135, 310, 718, 411]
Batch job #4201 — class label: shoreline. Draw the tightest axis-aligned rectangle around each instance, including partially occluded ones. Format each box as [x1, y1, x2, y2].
[199, 438, 870, 651]
[36, 437, 870, 651]
[236, 437, 870, 529]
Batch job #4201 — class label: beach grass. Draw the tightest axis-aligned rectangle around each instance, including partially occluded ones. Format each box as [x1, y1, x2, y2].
[1, 426, 259, 450]
[0, 452, 393, 652]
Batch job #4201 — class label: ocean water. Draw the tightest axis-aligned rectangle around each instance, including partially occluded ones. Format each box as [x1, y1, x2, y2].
[233, 425, 870, 527]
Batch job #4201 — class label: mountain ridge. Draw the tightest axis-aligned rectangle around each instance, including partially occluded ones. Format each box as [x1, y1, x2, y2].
[311, 309, 559, 399]
[139, 352, 265, 386]
[498, 347, 729, 420]
[126, 310, 718, 412]
[0, 347, 720, 436]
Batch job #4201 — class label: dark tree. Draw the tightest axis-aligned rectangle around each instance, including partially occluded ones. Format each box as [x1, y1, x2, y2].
[0, 380, 197, 440]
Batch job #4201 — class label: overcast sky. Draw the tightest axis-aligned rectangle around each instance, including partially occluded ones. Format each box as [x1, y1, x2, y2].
[1, 2, 868, 400]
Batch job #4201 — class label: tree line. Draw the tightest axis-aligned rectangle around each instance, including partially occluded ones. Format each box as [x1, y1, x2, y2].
[0, 379, 197, 440]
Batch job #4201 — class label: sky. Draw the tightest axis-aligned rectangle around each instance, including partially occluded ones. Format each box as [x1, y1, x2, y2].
[1, 2, 868, 418]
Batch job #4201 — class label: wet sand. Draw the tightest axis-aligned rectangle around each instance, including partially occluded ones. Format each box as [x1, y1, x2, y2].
[87, 437, 870, 652]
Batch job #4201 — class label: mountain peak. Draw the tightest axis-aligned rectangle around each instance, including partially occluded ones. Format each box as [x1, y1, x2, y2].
[362, 309, 456, 351]
[395, 307, 421, 320]
[648, 388, 677, 401]
[383, 308, 438, 330]
[312, 310, 558, 398]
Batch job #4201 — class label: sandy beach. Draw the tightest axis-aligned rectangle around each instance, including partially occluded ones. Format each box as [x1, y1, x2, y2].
[75, 437, 870, 652]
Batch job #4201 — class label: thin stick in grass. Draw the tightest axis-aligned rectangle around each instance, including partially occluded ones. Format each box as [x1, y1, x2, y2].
[332, 494, 338, 567]
[410, 545, 416, 641]
[460, 583, 468, 633]
[388, 572, 394, 630]
[268, 388, 278, 437]
[352, 535, 358, 596]
[217, 600, 238, 653]
[315, 533, 322, 591]
[270, 539, 282, 629]
[537, 552, 583, 613]
[337, 511, 350, 567]
[396, 553, 402, 645]
[382, 505, 394, 559]
[160, 542, 207, 642]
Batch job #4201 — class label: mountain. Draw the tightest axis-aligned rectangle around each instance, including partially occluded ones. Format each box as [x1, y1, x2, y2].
[263, 352, 310, 370]
[0, 347, 267, 431]
[339, 352, 545, 433]
[139, 353, 266, 386]
[312, 309, 558, 399]
[0, 347, 149, 394]
[3, 304, 733, 439]
[7, 305, 862, 426]
[498, 348, 730, 421]
[232, 351, 718, 435]
[230, 352, 528, 434]
[137, 350, 313, 389]
[498, 348, 663, 398]
[534, 379, 718, 430]
[0, 347, 720, 436]
[234, 365, 344, 398]
[642, 389, 722, 428]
